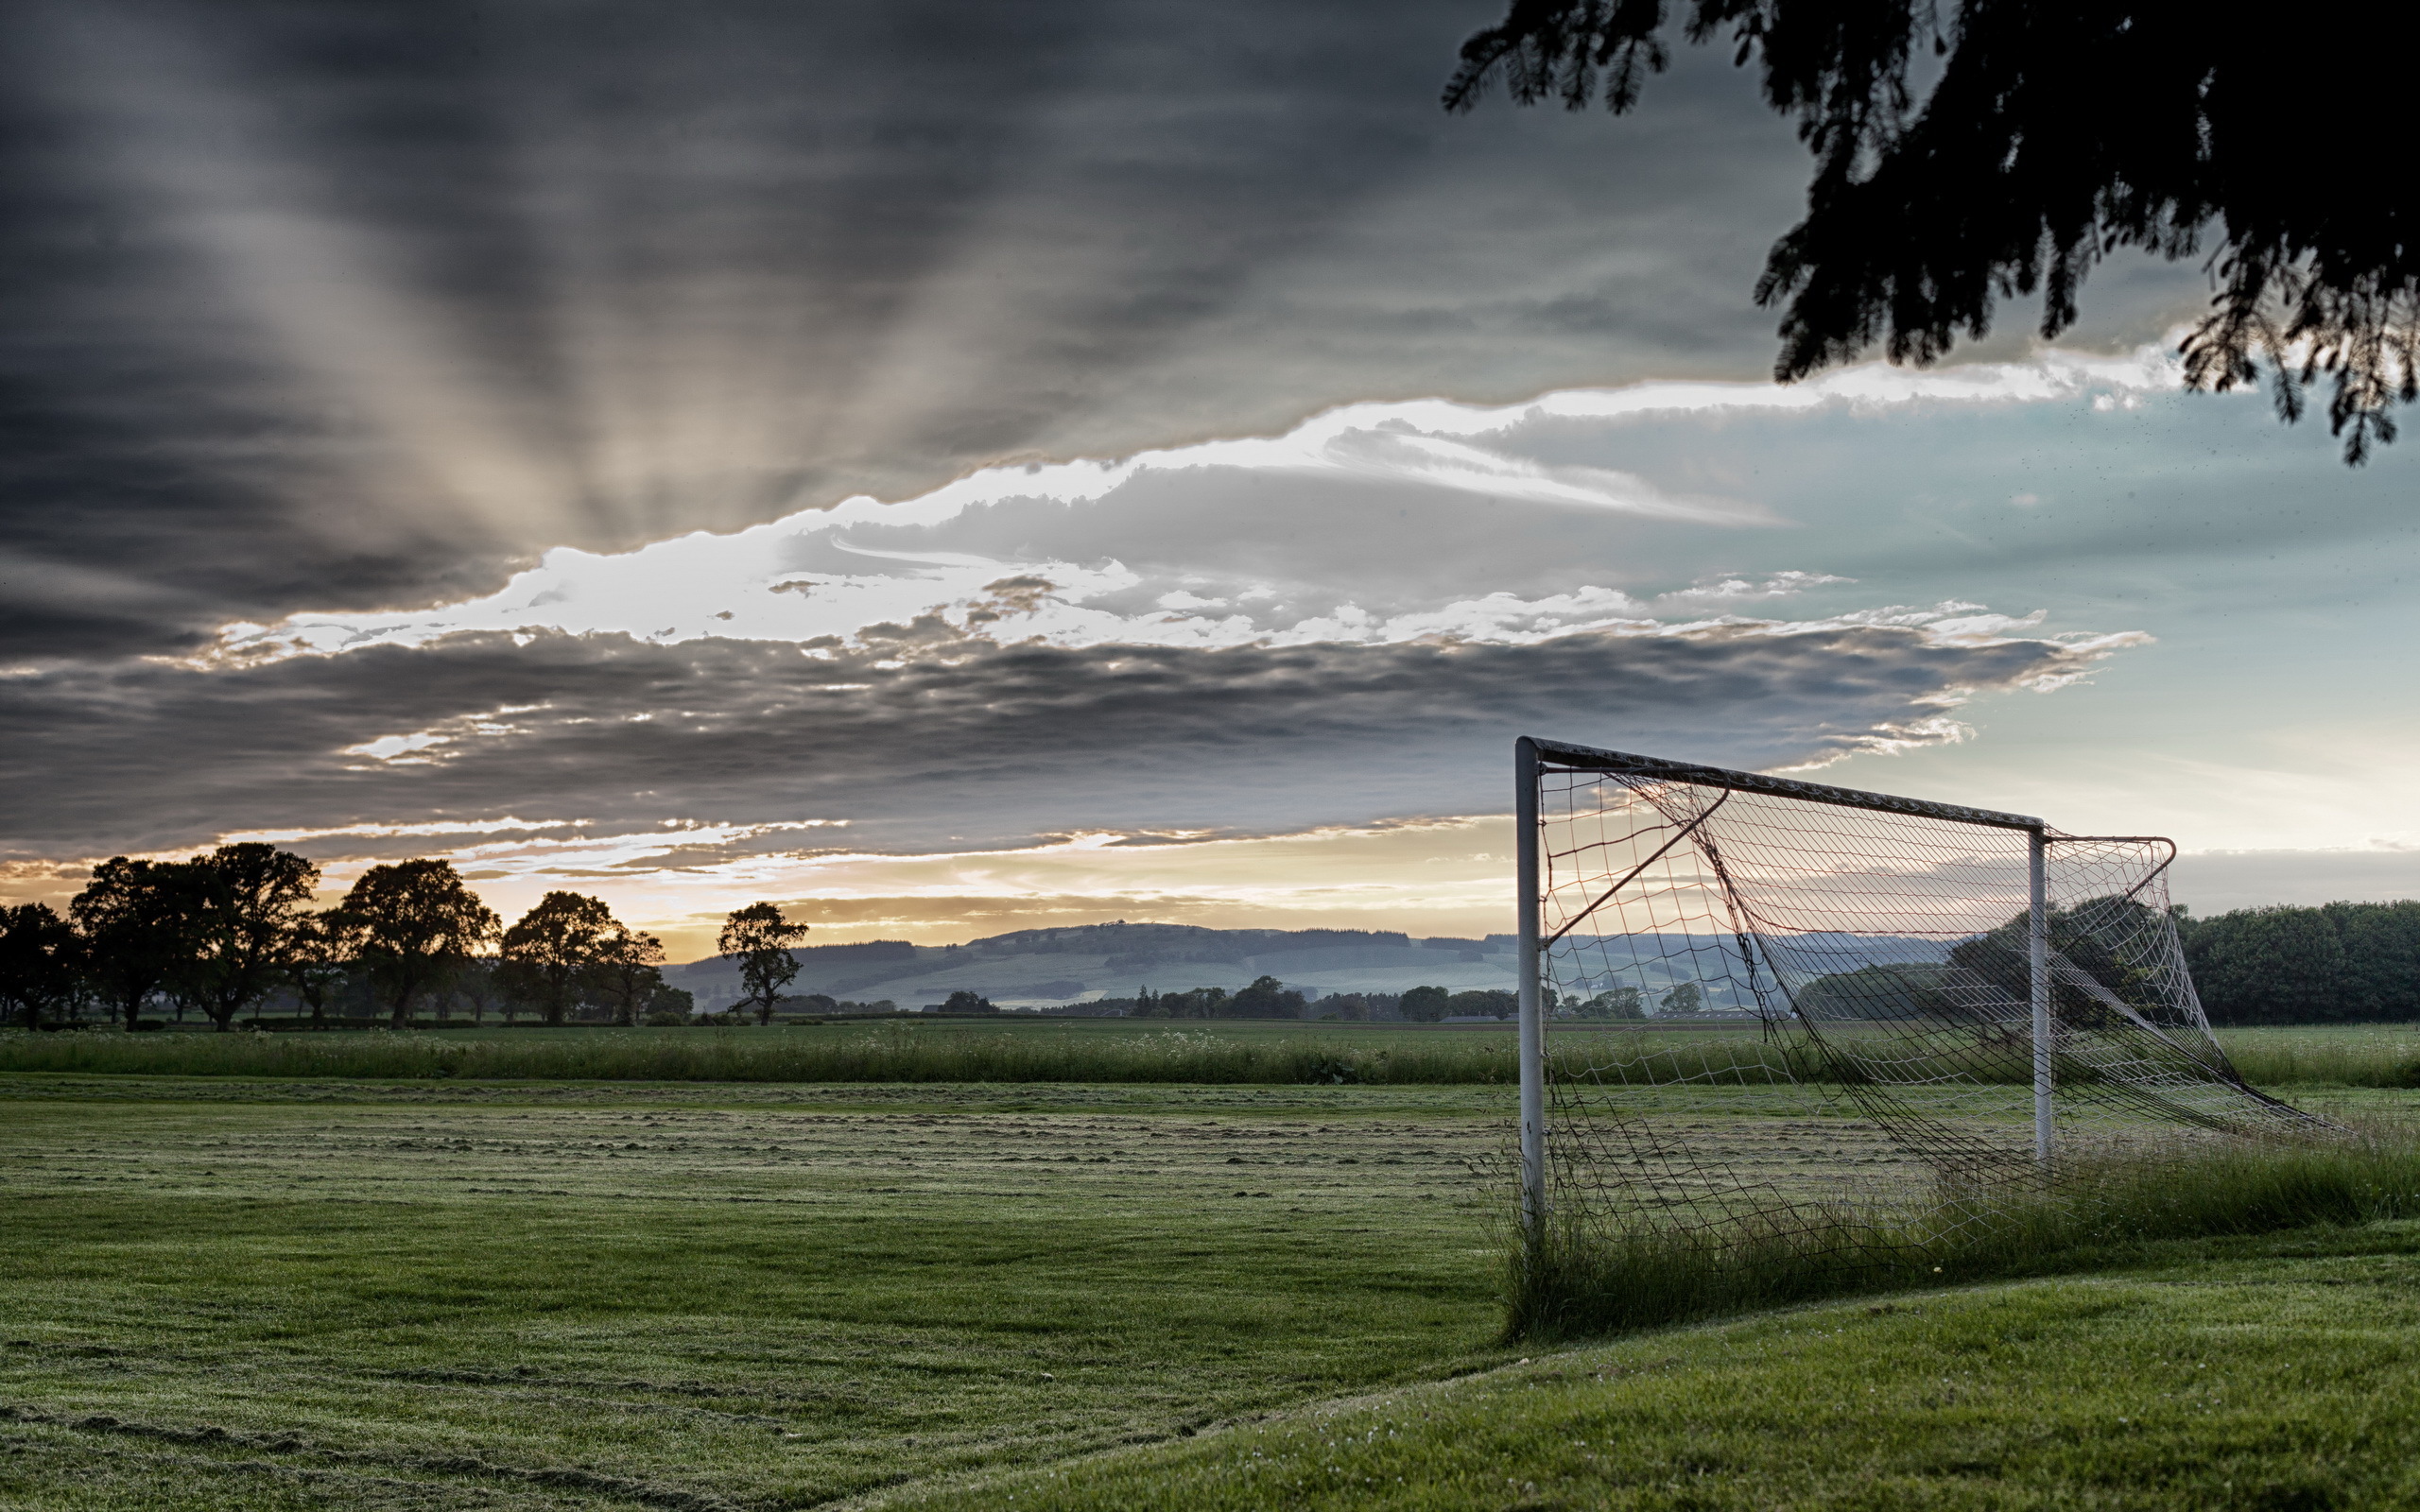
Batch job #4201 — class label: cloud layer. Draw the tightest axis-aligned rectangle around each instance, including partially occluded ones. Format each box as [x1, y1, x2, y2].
[4, 614, 2121, 867]
[13, 2, 2412, 939]
[204, 351, 2180, 662]
[0, 0, 2210, 665]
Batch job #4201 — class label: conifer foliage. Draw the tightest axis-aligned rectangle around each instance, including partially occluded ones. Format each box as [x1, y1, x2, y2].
[1446, 0, 2418, 462]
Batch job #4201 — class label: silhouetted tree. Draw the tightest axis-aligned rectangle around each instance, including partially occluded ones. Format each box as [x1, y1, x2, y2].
[1448, 988, 1520, 1019]
[448, 955, 503, 1024]
[646, 983, 696, 1023]
[1230, 974, 1308, 1019]
[1447, 0, 2418, 463]
[0, 902, 79, 1029]
[70, 857, 194, 1029]
[343, 860, 502, 1028]
[500, 892, 618, 1026]
[718, 902, 808, 1026]
[1570, 986, 1645, 1021]
[587, 925, 666, 1026]
[1321, 992, 1373, 1022]
[174, 844, 320, 1032]
[284, 910, 355, 1028]
[1157, 986, 1229, 1019]
[1400, 985, 1451, 1022]
[941, 988, 998, 1014]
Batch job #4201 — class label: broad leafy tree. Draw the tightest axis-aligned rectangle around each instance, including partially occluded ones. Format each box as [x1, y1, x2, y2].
[500, 891, 619, 1026]
[718, 902, 809, 1025]
[1447, 0, 2417, 462]
[646, 983, 696, 1023]
[447, 955, 504, 1024]
[342, 860, 503, 1028]
[1658, 981, 1706, 1015]
[2182, 904, 2345, 1023]
[1448, 988, 1522, 1019]
[176, 844, 320, 1032]
[1949, 894, 2173, 1029]
[1571, 986, 1645, 1021]
[587, 926, 667, 1026]
[1229, 974, 1308, 1019]
[1791, 964, 1950, 1021]
[1156, 986, 1230, 1019]
[2181, 901, 2420, 1023]
[283, 910, 356, 1028]
[69, 857, 195, 1029]
[0, 902, 80, 1029]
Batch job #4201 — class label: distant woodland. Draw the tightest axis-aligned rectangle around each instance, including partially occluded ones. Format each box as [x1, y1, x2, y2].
[2178, 902, 2420, 1024]
[1, 843, 2413, 1029]
[0, 846, 750, 1032]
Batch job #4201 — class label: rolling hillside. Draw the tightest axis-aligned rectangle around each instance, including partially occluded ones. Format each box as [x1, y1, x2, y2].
[662, 922, 1951, 1013]
[663, 922, 1524, 1011]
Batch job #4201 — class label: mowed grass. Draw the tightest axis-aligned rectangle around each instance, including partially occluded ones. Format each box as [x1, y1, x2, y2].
[10, 1019, 2420, 1089]
[8, 1072, 2420, 1510]
[0, 1022, 1527, 1087]
[902, 1222, 2420, 1511]
[0, 1076, 1514, 1511]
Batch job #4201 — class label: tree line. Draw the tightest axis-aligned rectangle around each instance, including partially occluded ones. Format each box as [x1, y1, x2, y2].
[2179, 901, 2420, 1024]
[1754, 898, 2420, 1027]
[0, 845, 817, 1032]
[1919, 896, 2420, 1027]
[1117, 981, 1539, 1022]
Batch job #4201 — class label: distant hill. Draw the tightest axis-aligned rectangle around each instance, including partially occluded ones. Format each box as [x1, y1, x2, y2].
[663, 921, 1960, 1014]
[663, 921, 1522, 1011]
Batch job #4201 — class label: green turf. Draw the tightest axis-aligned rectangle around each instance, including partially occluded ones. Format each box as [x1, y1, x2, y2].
[0, 1022, 1530, 1086]
[6, 1072, 2417, 1510]
[893, 1222, 2420, 1510]
[0, 1076, 1515, 1510]
[9, 1020, 2414, 1088]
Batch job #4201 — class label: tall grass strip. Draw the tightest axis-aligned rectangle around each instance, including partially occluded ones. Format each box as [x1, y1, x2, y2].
[1508, 1124, 2420, 1338]
[0, 1024, 1520, 1085]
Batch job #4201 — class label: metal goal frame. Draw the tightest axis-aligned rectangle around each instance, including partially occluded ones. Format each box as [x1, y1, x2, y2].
[1512, 735, 2091, 1233]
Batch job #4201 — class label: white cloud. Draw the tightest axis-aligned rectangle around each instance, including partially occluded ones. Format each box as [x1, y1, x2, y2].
[338, 731, 453, 764]
[1309, 426, 1768, 523]
[215, 816, 594, 844]
[199, 347, 2183, 664]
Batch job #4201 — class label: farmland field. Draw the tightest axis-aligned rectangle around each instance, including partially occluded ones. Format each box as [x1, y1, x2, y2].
[2, 1032, 2416, 1509]
[892, 1218, 2420, 1511]
[0, 1074, 1525, 1510]
[6, 1017, 2419, 1087]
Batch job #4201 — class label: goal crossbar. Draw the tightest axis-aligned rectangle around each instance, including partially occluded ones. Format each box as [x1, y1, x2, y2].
[1525, 736, 2045, 833]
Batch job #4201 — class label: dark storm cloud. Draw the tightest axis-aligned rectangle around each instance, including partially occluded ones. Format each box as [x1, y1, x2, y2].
[0, 0, 2212, 663]
[0, 623, 2103, 860]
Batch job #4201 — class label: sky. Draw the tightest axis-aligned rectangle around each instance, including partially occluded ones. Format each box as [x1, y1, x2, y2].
[4, 0, 2414, 961]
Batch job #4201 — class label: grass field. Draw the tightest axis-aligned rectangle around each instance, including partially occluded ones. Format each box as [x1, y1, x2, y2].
[0, 1021, 1527, 1087]
[0, 1074, 1517, 1510]
[4, 1053, 2417, 1509]
[899, 1221, 2420, 1510]
[7, 1019, 2420, 1088]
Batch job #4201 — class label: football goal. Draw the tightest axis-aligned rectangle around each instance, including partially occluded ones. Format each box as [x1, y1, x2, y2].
[1512, 736, 2313, 1260]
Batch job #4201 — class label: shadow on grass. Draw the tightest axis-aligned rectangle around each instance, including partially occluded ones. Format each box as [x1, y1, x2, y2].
[1508, 1122, 2420, 1340]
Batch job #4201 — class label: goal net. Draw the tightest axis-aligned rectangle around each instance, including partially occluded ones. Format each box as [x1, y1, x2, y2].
[1516, 737, 2312, 1257]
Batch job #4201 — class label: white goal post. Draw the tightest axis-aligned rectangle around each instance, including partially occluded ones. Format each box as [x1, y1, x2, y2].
[1513, 735, 2306, 1239]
